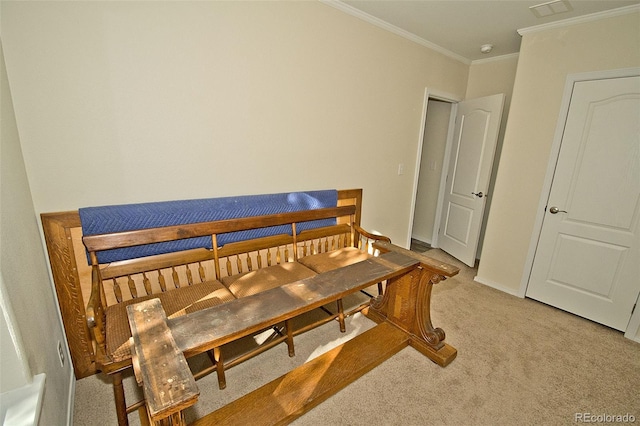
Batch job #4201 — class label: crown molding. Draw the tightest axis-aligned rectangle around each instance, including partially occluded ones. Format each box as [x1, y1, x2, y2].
[471, 52, 520, 66]
[518, 4, 640, 35]
[320, 0, 471, 65]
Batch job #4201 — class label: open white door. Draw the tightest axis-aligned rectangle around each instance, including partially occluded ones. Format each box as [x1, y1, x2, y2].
[438, 94, 504, 267]
[526, 75, 640, 331]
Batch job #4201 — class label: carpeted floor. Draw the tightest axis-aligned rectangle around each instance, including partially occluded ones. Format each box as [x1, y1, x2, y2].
[73, 249, 640, 425]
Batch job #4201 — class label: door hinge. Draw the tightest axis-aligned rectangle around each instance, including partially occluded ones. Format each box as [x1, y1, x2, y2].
[632, 303, 637, 315]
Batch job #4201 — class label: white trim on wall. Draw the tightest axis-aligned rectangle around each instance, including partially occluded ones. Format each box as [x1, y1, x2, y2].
[518, 4, 640, 35]
[520, 67, 640, 340]
[471, 53, 519, 66]
[406, 88, 431, 248]
[319, 0, 470, 65]
[66, 368, 75, 426]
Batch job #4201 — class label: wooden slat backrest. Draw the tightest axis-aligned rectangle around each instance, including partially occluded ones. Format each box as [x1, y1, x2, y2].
[93, 248, 219, 303]
[85, 205, 358, 302]
[100, 248, 216, 280]
[83, 205, 356, 252]
[296, 224, 353, 257]
[215, 233, 296, 277]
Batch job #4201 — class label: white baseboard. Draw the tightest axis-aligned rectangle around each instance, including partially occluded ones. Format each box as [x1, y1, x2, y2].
[473, 276, 522, 297]
[67, 366, 75, 425]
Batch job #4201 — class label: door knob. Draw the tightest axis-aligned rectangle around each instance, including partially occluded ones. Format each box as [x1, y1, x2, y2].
[549, 206, 567, 214]
[471, 192, 485, 198]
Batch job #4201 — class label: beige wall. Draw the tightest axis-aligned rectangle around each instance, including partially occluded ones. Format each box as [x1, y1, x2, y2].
[0, 43, 73, 425]
[1, 1, 469, 246]
[477, 11, 640, 294]
[465, 55, 519, 257]
[466, 54, 519, 101]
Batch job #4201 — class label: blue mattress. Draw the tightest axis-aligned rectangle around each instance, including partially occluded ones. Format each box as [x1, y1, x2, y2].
[80, 190, 338, 264]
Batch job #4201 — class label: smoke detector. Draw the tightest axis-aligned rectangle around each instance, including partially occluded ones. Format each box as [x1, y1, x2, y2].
[480, 44, 493, 54]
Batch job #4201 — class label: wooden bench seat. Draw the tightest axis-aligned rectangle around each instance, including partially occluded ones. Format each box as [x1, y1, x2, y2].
[297, 245, 376, 273]
[105, 280, 235, 363]
[220, 262, 316, 298]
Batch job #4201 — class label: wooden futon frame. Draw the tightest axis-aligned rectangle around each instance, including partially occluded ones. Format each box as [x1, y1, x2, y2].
[41, 189, 458, 425]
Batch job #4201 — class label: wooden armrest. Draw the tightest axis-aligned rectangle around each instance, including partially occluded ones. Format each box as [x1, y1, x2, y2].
[372, 241, 459, 278]
[353, 224, 391, 243]
[86, 305, 96, 329]
[85, 262, 109, 364]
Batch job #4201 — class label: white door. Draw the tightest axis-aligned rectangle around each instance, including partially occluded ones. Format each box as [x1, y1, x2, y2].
[526, 76, 640, 331]
[438, 94, 504, 266]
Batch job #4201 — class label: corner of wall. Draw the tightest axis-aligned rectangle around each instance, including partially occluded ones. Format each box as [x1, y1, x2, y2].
[2, 38, 74, 426]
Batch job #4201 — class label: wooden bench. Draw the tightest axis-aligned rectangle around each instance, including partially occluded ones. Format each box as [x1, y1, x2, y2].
[128, 249, 458, 425]
[42, 190, 400, 423]
[41, 189, 367, 381]
[40, 189, 458, 425]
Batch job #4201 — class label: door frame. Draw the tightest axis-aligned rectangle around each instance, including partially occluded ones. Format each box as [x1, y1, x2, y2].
[406, 88, 460, 249]
[519, 67, 640, 341]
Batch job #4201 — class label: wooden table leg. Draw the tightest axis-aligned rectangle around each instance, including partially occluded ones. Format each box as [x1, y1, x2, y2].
[367, 265, 457, 367]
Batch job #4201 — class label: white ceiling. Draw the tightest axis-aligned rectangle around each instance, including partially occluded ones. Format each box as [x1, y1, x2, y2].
[328, 0, 639, 62]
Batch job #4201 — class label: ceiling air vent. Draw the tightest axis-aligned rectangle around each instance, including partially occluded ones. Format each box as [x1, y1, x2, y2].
[529, 0, 573, 18]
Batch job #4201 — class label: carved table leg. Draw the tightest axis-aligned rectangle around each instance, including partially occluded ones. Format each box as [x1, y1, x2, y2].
[367, 265, 457, 367]
[409, 270, 457, 366]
